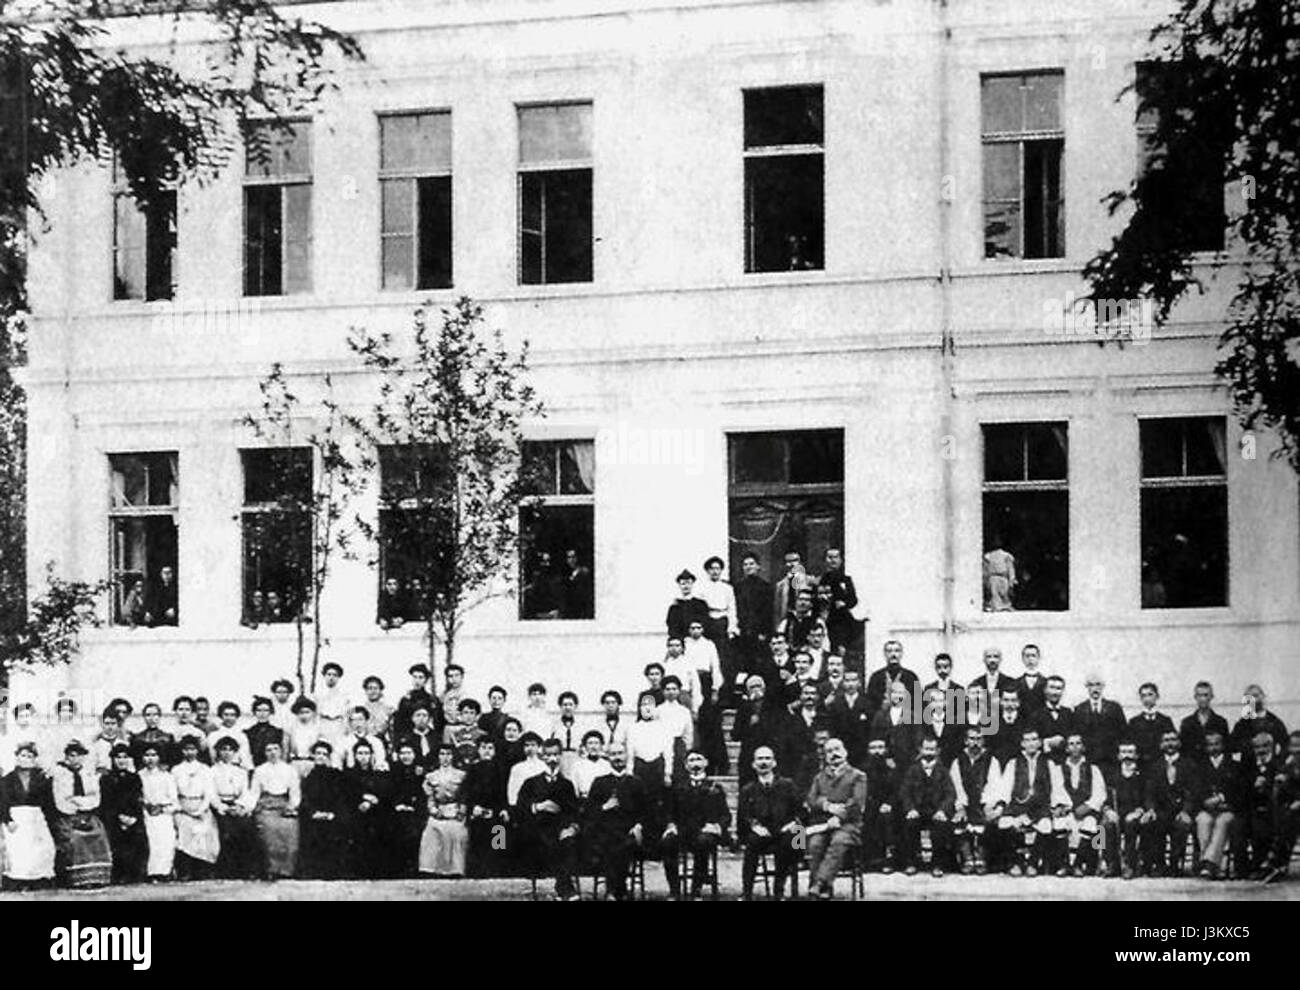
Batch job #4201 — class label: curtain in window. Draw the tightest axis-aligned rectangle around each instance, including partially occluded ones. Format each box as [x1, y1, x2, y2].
[565, 441, 596, 492]
[1205, 419, 1227, 474]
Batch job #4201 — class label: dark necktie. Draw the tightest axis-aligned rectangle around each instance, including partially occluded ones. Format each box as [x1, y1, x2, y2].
[72, 768, 85, 797]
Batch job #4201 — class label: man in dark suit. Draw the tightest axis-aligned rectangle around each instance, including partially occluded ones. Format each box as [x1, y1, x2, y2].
[1241, 729, 1283, 878]
[816, 548, 861, 662]
[869, 681, 920, 769]
[665, 570, 709, 641]
[1142, 729, 1198, 877]
[515, 738, 581, 900]
[771, 550, 811, 629]
[865, 639, 919, 716]
[825, 668, 872, 767]
[914, 686, 963, 766]
[143, 565, 179, 627]
[734, 552, 774, 678]
[1229, 684, 1290, 758]
[661, 750, 730, 900]
[1194, 730, 1242, 879]
[862, 737, 900, 872]
[921, 652, 964, 703]
[1127, 682, 1176, 766]
[968, 646, 1016, 701]
[734, 676, 797, 785]
[1179, 681, 1230, 763]
[1073, 673, 1127, 777]
[393, 664, 441, 741]
[987, 689, 1029, 765]
[1012, 643, 1048, 716]
[1104, 741, 1148, 878]
[1031, 675, 1075, 763]
[737, 746, 803, 900]
[581, 742, 646, 900]
[899, 735, 957, 877]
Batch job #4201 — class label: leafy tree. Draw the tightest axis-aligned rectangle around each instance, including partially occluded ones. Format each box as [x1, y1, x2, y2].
[1, 562, 107, 685]
[1084, 0, 1300, 468]
[348, 297, 544, 676]
[0, 1, 362, 659]
[243, 363, 367, 696]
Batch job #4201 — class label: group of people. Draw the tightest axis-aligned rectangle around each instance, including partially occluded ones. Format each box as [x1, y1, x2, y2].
[1, 549, 1296, 899]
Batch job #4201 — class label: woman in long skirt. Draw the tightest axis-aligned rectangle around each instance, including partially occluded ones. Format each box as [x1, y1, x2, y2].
[211, 737, 257, 879]
[463, 737, 506, 878]
[0, 743, 57, 890]
[344, 739, 390, 880]
[138, 743, 177, 880]
[388, 740, 427, 878]
[50, 742, 113, 889]
[247, 740, 300, 879]
[418, 745, 467, 877]
[172, 737, 220, 879]
[99, 744, 148, 884]
[299, 741, 350, 879]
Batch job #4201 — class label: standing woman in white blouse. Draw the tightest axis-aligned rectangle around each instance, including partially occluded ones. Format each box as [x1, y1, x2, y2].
[138, 743, 178, 880]
[626, 692, 674, 792]
[245, 740, 300, 879]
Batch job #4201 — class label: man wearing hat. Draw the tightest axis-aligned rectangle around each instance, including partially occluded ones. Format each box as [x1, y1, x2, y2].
[666, 570, 710, 641]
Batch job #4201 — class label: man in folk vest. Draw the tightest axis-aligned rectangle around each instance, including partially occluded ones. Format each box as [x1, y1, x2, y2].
[950, 725, 1001, 875]
[1053, 732, 1106, 876]
[990, 728, 1066, 876]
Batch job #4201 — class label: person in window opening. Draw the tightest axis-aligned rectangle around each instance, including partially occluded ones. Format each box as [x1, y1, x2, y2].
[785, 233, 816, 270]
[377, 577, 408, 630]
[561, 549, 593, 620]
[265, 590, 286, 624]
[242, 589, 268, 628]
[523, 551, 562, 620]
[121, 575, 146, 627]
[983, 536, 1016, 612]
[143, 565, 178, 627]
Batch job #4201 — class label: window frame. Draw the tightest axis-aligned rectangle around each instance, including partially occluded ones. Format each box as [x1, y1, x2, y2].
[239, 446, 314, 624]
[111, 159, 177, 302]
[377, 109, 454, 291]
[518, 438, 596, 621]
[980, 70, 1066, 260]
[742, 84, 826, 274]
[107, 451, 180, 625]
[242, 119, 314, 297]
[515, 101, 594, 286]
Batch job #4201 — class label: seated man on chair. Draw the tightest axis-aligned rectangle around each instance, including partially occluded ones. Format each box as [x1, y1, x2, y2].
[900, 734, 957, 877]
[1142, 728, 1197, 877]
[950, 726, 1000, 875]
[1054, 732, 1106, 876]
[1195, 729, 1242, 880]
[515, 738, 581, 900]
[804, 737, 867, 899]
[737, 746, 803, 900]
[662, 750, 730, 900]
[990, 728, 1066, 877]
[582, 741, 647, 901]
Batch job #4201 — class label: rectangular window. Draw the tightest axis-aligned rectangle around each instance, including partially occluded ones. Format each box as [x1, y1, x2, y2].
[981, 72, 1064, 259]
[379, 111, 453, 290]
[241, 448, 312, 625]
[727, 429, 843, 587]
[244, 121, 312, 296]
[112, 160, 176, 301]
[1140, 417, 1227, 608]
[981, 423, 1068, 612]
[377, 444, 452, 625]
[1134, 62, 1225, 253]
[517, 103, 593, 284]
[744, 85, 824, 272]
[109, 453, 179, 626]
[519, 439, 595, 620]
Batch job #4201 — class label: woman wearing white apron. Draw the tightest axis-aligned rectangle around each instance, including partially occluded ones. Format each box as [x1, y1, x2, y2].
[0, 742, 57, 890]
[138, 743, 178, 879]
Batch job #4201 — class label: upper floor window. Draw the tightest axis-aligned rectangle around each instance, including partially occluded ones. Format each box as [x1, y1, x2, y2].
[109, 452, 179, 626]
[744, 85, 824, 272]
[1135, 62, 1225, 253]
[518, 103, 593, 285]
[380, 111, 453, 290]
[981, 422, 1069, 612]
[244, 121, 312, 296]
[981, 71, 1064, 259]
[1139, 417, 1227, 609]
[112, 160, 176, 301]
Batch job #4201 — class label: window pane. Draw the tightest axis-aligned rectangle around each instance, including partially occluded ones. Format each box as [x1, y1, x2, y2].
[1023, 73, 1063, 131]
[379, 444, 447, 501]
[521, 441, 557, 496]
[1023, 139, 1063, 259]
[744, 154, 824, 272]
[982, 143, 1020, 201]
[983, 490, 1069, 611]
[380, 112, 451, 172]
[981, 75, 1023, 134]
[519, 504, 594, 620]
[283, 184, 312, 294]
[379, 506, 451, 619]
[518, 103, 592, 164]
[788, 431, 843, 484]
[113, 196, 146, 300]
[242, 511, 311, 622]
[982, 425, 1024, 483]
[144, 190, 177, 302]
[246, 120, 312, 178]
[243, 448, 311, 504]
[541, 169, 592, 283]
[110, 452, 177, 508]
[1025, 423, 1068, 481]
[1140, 419, 1185, 478]
[416, 175, 453, 289]
[382, 236, 414, 290]
[744, 86, 824, 148]
[381, 178, 414, 235]
[244, 185, 282, 296]
[519, 173, 544, 284]
[731, 433, 785, 485]
[1186, 418, 1226, 476]
[558, 440, 595, 494]
[111, 516, 179, 625]
[1141, 486, 1227, 608]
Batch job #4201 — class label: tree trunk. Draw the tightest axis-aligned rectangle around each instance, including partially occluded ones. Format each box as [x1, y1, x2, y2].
[295, 615, 306, 696]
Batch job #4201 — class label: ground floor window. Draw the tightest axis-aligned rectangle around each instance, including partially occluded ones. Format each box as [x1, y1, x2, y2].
[109, 452, 179, 627]
[519, 439, 595, 620]
[241, 448, 312, 625]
